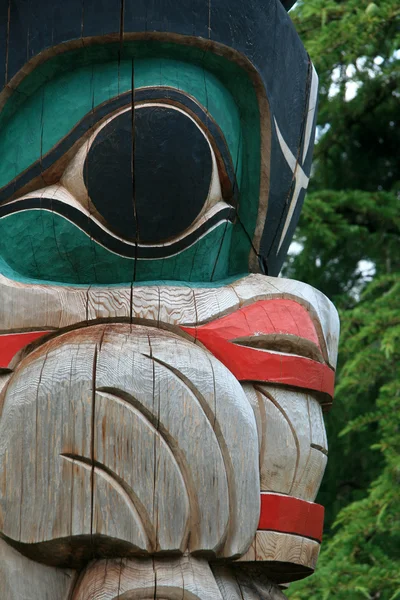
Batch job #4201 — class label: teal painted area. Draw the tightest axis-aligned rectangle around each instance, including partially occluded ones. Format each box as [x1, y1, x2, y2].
[134, 59, 243, 181]
[0, 41, 262, 283]
[0, 210, 233, 284]
[0, 55, 242, 191]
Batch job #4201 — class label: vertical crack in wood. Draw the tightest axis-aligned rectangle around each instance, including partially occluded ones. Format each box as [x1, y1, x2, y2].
[80, 0, 84, 38]
[86, 285, 92, 324]
[117, 556, 123, 599]
[148, 354, 231, 553]
[118, 0, 125, 97]
[5, 0, 11, 85]
[152, 556, 157, 600]
[90, 343, 99, 552]
[89, 62, 99, 284]
[147, 335, 160, 552]
[191, 288, 199, 344]
[254, 385, 267, 475]
[69, 342, 81, 543]
[33, 349, 49, 543]
[131, 58, 139, 284]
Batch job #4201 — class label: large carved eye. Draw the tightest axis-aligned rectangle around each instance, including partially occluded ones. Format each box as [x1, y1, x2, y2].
[60, 89, 236, 247]
[82, 104, 214, 243]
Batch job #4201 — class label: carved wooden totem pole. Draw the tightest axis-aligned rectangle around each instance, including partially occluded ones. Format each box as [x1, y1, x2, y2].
[0, 1, 339, 598]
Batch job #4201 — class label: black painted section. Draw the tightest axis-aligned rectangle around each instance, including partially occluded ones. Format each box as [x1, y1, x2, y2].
[85, 106, 213, 243]
[123, 0, 209, 38]
[1, 0, 316, 275]
[0, 197, 234, 259]
[280, 0, 297, 11]
[261, 61, 317, 275]
[0, 0, 9, 88]
[82, 0, 122, 38]
[6, 0, 30, 84]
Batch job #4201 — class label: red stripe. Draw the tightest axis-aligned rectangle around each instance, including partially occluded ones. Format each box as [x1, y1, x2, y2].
[181, 298, 336, 397]
[0, 332, 51, 368]
[258, 493, 324, 542]
[188, 299, 321, 345]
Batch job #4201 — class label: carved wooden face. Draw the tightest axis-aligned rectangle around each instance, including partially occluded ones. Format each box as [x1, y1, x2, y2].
[0, 275, 339, 593]
[0, 2, 332, 598]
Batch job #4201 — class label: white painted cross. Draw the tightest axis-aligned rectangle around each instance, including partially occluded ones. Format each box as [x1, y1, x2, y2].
[275, 65, 318, 254]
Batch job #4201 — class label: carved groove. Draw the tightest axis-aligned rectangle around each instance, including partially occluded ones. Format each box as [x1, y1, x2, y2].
[148, 354, 234, 551]
[60, 453, 153, 548]
[255, 385, 300, 493]
[94, 387, 193, 549]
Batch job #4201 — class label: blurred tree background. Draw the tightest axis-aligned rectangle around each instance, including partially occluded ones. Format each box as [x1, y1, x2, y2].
[284, 0, 400, 598]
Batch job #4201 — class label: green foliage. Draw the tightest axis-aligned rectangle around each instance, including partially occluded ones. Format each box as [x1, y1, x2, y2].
[285, 0, 400, 597]
[289, 275, 400, 599]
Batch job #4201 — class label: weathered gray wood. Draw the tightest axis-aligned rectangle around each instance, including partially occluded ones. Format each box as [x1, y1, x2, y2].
[0, 323, 259, 564]
[252, 384, 328, 501]
[237, 530, 320, 571]
[213, 564, 288, 599]
[72, 555, 225, 599]
[0, 538, 76, 600]
[0, 273, 339, 371]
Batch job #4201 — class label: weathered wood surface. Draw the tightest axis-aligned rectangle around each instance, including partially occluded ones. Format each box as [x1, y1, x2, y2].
[71, 555, 287, 600]
[0, 323, 259, 565]
[213, 564, 288, 599]
[244, 384, 328, 500]
[0, 538, 76, 600]
[0, 276, 338, 594]
[236, 530, 320, 582]
[0, 541, 290, 600]
[72, 555, 223, 599]
[0, 273, 339, 372]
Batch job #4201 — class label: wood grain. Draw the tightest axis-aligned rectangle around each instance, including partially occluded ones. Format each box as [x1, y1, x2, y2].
[236, 530, 320, 583]
[0, 273, 339, 371]
[0, 323, 259, 565]
[0, 538, 76, 600]
[71, 555, 287, 599]
[72, 555, 224, 599]
[251, 384, 328, 501]
[213, 564, 288, 599]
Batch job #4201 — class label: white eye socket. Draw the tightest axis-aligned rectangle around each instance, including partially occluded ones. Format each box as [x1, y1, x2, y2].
[62, 101, 226, 244]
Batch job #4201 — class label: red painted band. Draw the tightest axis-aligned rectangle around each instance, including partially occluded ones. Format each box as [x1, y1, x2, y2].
[0, 332, 51, 368]
[258, 493, 324, 542]
[181, 298, 335, 396]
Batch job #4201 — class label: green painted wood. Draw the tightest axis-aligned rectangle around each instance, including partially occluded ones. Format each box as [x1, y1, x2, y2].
[0, 54, 243, 191]
[0, 41, 262, 283]
[0, 210, 234, 284]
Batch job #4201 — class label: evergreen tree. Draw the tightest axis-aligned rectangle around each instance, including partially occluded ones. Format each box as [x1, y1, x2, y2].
[284, 0, 400, 597]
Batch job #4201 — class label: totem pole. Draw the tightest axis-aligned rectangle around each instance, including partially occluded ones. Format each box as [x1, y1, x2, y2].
[0, 1, 339, 598]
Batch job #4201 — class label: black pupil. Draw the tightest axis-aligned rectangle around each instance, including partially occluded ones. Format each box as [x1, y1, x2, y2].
[84, 106, 213, 243]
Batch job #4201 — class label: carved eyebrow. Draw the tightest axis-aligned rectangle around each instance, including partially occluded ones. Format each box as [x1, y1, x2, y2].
[231, 333, 324, 363]
[0, 87, 237, 207]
